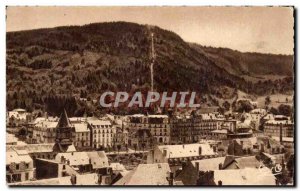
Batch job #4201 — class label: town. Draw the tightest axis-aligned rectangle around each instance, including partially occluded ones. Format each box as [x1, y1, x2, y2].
[6, 101, 294, 186]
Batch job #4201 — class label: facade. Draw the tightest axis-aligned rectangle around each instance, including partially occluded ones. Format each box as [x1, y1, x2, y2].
[32, 120, 58, 144]
[170, 113, 238, 144]
[87, 119, 115, 149]
[113, 127, 129, 150]
[74, 122, 90, 150]
[264, 118, 294, 138]
[127, 114, 171, 145]
[6, 149, 35, 183]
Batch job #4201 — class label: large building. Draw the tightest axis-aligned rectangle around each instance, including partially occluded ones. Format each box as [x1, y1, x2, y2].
[170, 113, 237, 144]
[264, 115, 294, 138]
[87, 119, 116, 149]
[32, 120, 58, 144]
[74, 122, 90, 150]
[127, 114, 171, 146]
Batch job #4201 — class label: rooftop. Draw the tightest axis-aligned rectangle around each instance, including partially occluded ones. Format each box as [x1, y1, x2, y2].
[158, 143, 216, 158]
[214, 168, 276, 185]
[114, 163, 170, 185]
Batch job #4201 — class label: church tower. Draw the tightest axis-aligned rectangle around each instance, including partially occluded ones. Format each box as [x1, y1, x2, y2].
[54, 109, 76, 152]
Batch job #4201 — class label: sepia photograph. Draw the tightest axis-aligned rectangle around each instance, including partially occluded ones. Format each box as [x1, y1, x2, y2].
[5, 6, 295, 186]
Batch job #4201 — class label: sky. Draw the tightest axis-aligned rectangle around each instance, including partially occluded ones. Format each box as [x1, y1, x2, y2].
[6, 6, 294, 54]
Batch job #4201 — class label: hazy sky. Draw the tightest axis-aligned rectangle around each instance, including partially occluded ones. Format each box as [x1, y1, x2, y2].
[6, 6, 294, 54]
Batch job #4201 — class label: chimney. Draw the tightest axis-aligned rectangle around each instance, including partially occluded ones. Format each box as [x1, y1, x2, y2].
[89, 158, 92, 164]
[195, 162, 199, 172]
[219, 163, 223, 170]
[198, 146, 202, 155]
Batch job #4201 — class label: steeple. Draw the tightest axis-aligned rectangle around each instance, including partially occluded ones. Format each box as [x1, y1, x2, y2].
[54, 109, 75, 152]
[57, 109, 71, 128]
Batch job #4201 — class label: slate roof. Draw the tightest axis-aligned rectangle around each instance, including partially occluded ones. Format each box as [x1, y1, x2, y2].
[114, 163, 171, 185]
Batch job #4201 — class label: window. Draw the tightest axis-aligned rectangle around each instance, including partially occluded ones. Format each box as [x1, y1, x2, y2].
[16, 164, 19, 170]
[25, 173, 29, 180]
[25, 163, 29, 169]
[6, 165, 9, 171]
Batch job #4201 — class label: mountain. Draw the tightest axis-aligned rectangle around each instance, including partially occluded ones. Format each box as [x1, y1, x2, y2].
[6, 22, 294, 116]
[190, 44, 294, 82]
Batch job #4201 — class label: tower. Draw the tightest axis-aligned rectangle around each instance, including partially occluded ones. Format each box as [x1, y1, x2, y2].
[54, 109, 76, 152]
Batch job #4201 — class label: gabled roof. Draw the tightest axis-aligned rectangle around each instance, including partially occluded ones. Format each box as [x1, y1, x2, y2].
[222, 155, 261, 169]
[114, 163, 170, 185]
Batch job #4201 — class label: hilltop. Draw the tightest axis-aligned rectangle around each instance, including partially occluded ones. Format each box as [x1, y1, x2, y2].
[6, 22, 294, 116]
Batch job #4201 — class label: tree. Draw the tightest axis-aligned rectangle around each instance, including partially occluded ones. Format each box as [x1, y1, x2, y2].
[270, 107, 279, 115]
[278, 104, 292, 116]
[265, 96, 271, 106]
[222, 101, 230, 111]
[235, 100, 253, 113]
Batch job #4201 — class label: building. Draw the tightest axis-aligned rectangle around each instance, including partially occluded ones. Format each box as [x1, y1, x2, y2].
[147, 143, 217, 166]
[113, 127, 129, 150]
[170, 113, 237, 143]
[227, 136, 284, 156]
[114, 163, 171, 185]
[127, 114, 171, 145]
[32, 120, 58, 144]
[55, 151, 110, 174]
[87, 119, 115, 149]
[264, 116, 294, 138]
[54, 110, 76, 152]
[6, 108, 31, 128]
[6, 149, 35, 183]
[129, 129, 156, 150]
[175, 157, 225, 185]
[74, 122, 90, 150]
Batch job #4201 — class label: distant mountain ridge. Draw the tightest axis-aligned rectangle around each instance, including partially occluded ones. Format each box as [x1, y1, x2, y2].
[6, 22, 294, 115]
